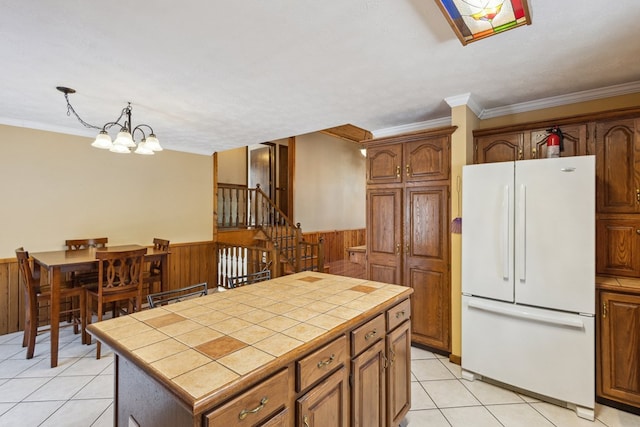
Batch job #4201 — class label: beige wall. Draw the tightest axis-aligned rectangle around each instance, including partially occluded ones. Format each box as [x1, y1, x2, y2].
[294, 133, 366, 232]
[217, 146, 247, 185]
[0, 125, 213, 258]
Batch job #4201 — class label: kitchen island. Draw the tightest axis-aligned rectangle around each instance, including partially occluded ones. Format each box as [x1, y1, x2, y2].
[87, 272, 413, 426]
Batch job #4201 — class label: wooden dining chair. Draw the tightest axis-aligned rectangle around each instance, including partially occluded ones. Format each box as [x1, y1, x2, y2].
[85, 247, 147, 359]
[65, 237, 108, 286]
[227, 269, 271, 288]
[144, 238, 169, 296]
[147, 282, 208, 308]
[15, 248, 87, 359]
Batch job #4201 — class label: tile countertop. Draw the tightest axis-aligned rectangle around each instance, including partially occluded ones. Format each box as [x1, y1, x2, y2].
[86, 272, 412, 410]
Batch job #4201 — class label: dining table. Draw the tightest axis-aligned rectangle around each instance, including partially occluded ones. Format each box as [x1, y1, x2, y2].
[29, 244, 169, 368]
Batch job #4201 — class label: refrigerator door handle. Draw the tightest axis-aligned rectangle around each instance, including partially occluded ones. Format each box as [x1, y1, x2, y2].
[518, 184, 526, 282]
[502, 185, 510, 280]
[467, 299, 585, 329]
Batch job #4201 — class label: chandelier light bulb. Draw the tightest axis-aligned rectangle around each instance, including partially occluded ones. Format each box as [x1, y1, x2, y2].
[144, 134, 163, 152]
[91, 131, 113, 149]
[134, 139, 155, 155]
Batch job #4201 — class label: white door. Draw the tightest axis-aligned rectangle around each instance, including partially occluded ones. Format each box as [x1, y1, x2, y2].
[462, 161, 515, 302]
[514, 156, 595, 314]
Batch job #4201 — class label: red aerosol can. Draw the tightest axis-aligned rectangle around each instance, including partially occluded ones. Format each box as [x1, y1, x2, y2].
[546, 126, 563, 158]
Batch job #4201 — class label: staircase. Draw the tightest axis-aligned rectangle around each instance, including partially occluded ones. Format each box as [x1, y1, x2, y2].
[216, 183, 324, 286]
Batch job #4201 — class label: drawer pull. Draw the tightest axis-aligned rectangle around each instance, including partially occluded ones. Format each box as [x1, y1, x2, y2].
[317, 354, 335, 369]
[303, 415, 310, 427]
[364, 329, 378, 341]
[395, 310, 405, 319]
[238, 397, 268, 420]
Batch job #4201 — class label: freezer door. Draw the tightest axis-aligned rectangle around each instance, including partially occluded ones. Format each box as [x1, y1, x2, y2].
[514, 156, 595, 314]
[461, 296, 594, 409]
[462, 161, 515, 302]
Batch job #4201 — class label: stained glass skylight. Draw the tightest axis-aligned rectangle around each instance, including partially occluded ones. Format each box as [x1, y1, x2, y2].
[435, 0, 531, 45]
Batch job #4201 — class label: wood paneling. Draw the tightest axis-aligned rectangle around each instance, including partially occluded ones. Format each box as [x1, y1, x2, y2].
[0, 241, 216, 337]
[303, 229, 365, 264]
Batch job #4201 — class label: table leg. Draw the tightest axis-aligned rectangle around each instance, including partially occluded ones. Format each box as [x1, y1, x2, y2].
[50, 267, 60, 368]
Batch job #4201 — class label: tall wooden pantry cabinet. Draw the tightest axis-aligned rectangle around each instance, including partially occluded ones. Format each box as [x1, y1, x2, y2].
[364, 126, 456, 353]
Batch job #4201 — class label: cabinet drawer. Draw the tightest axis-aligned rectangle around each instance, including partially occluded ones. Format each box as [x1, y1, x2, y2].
[297, 335, 347, 392]
[351, 314, 385, 356]
[387, 299, 411, 331]
[204, 368, 289, 426]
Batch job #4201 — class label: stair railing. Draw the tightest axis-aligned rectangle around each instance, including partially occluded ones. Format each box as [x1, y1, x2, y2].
[217, 183, 324, 274]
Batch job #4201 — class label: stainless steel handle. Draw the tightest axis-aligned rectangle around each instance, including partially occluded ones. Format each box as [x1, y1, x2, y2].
[317, 354, 335, 369]
[238, 397, 268, 420]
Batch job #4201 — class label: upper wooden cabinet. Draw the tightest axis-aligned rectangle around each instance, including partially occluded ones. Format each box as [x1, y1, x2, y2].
[367, 129, 452, 184]
[474, 124, 588, 163]
[596, 118, 640, 214]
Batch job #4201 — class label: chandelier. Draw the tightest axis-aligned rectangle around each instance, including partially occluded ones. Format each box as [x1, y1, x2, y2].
[56, 86, 162, 155]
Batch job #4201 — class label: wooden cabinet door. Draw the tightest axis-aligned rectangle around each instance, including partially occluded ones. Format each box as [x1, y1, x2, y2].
[404, 135, 450, 182]
[351, 339, 386, 427]
[529, 124, 588, 159]
[297, 367, 348, 427]
[405, 185, 450, 351]
[386, 320, 411, 427]
[475, 132, 523, 163]
[367, 144, 403, 185]
[598, 291, 640, 407]
[367, 188, 402, 285]
[597, 219, 640, 277]
[596, 118, 640, 213]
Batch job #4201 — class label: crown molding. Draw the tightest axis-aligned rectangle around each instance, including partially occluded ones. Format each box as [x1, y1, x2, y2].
[372, 116, 451, 138]
[372, 81, 640, 137]
[480, 81, 640, 119]
[444, 93, 482, 117]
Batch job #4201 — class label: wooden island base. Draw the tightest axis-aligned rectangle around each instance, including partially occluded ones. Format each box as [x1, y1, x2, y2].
[87, 273, 413, 426]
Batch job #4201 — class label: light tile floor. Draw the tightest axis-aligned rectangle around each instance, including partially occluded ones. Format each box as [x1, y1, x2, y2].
[0, 328, 639, 426]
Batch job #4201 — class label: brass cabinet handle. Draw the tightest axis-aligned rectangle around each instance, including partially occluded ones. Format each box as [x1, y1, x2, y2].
[602, 302, 607, 319]
[406, 164, 410, 177]
[636, 189, 640, 203]
[396, 243, 400, 254]
[518, 148, 523, 160]
[395, 310, 406, 319]
[395, 165, 400, 178]
[365, 329, 378, 341]
[238, 397, 268, 420]
[636, 229, 640, 235]
[303, 415, 310, 427]
[317, 354, 335, 369]
[389, 347, 396, 367]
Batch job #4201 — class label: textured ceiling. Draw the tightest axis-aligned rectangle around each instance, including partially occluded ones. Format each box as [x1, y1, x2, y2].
[1, 0, 639, 155]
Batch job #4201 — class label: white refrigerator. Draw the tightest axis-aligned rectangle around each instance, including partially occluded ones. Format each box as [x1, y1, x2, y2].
[461, 155, 595, 420]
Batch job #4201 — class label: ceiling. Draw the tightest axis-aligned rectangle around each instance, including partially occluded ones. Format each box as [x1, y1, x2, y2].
[1, 1, 640, 156]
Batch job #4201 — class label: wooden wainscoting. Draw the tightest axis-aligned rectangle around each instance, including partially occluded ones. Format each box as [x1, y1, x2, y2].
[0, 240, 217, 337]
[0, 256, 23, 336]
[303, 229, 365, 277]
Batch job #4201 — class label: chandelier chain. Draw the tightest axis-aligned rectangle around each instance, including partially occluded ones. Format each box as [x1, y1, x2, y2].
[63, 92, 127, 131]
